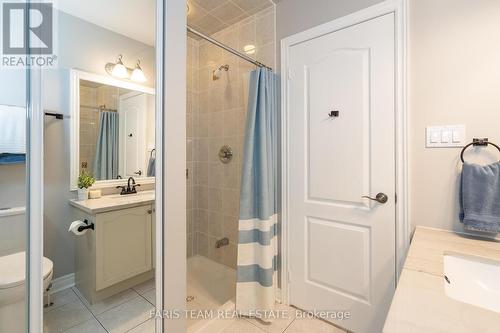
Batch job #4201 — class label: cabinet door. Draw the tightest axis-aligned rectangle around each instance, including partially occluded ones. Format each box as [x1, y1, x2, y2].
[96, 205, 152, 290]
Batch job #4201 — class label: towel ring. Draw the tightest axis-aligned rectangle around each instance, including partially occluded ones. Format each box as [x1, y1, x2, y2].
[460, 138, 500, 163]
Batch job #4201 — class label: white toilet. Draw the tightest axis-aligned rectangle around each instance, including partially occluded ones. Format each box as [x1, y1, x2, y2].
[0, 251, 53, 333]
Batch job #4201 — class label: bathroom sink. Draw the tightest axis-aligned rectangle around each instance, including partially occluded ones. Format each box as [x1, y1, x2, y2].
[107, 193, 140, 199]
[444, 253, 500, 313]
[70, 190, 155, 214]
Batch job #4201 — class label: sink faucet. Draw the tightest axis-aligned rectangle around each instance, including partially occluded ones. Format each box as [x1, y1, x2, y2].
[116, 177, 141, 195]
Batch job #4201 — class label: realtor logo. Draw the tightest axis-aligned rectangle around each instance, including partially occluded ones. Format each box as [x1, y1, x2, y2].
[1, 0, 57, 67]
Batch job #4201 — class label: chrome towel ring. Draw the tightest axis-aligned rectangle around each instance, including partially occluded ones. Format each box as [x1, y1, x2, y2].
[460, 138, 500, 163]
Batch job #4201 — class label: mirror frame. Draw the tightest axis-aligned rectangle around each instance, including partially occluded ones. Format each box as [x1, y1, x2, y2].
[69, 69, 156, 191]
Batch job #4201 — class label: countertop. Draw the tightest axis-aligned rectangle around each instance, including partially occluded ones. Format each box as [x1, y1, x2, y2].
[69, 190, 155, 214]
[384, 226, 500, 333]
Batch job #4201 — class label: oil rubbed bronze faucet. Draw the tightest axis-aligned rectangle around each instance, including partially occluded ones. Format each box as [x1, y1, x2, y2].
[116, 177, 141, 195]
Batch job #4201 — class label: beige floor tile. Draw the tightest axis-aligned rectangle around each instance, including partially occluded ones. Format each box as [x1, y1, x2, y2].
[221, 319, 266, 333]
[127, 318, 155, 333]
[97, 296, 154, 333]
[132, 279, 156, 295]
[45, 288, 79, 313]
[142, 289, 156, 306]
[43, 300, 93, 333]
[244, 304, 297, 333]
[284, 317, 346, 333]
[62, 318, 106, 333]
[75, 287, 139, 315]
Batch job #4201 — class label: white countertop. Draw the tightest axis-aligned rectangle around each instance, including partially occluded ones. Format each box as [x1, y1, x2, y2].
[69, 190, 155, 214]
[383, 227, 500, 333]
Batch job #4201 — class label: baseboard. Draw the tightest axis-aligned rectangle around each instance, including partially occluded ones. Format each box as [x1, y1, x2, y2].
[49, 273, 75, 293]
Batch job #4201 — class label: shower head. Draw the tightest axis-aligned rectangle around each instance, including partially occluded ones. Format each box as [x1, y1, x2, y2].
[213, 64, 229, 80]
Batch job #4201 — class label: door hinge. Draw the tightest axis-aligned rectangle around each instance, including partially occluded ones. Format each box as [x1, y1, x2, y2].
[186, 168, 189, 179]
[395, 193, 398, 204]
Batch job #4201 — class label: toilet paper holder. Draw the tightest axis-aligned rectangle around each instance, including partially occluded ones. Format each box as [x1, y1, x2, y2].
[78, 219, 94, 232]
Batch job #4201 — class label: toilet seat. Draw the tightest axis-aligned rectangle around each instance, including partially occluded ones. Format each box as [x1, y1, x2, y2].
[0, 252, 53, 290]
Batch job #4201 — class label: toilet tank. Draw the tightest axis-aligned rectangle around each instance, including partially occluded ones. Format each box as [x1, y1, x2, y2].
[0, 207, 26, 256]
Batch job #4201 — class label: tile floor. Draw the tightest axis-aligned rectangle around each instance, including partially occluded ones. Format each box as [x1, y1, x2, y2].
[44, 278, 346, 333]
[218, 304, 348, 333]
[43, 279, 156, 333]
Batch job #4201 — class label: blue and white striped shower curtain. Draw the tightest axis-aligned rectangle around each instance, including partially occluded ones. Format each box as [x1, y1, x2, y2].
[236, 68, 278, 314]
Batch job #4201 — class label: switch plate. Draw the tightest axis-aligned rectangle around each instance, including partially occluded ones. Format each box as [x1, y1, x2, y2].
[441, 130, 451, 143]
[426, 125, 466, 148]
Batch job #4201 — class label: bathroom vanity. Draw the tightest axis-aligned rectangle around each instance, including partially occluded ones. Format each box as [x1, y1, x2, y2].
[384, 227, 500, 332]
[69, 190, 155, 304]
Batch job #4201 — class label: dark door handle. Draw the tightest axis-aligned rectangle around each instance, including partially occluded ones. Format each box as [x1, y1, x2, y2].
[362, 193, 388, 204]
[134, 170, 142, 176]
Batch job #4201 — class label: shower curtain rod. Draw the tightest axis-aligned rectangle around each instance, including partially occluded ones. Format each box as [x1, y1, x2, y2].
[80, 105, 117, 112]
[187, 25, 272, 71]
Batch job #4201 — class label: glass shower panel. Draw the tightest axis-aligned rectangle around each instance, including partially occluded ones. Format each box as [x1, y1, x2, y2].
[0, 60, 29, 331]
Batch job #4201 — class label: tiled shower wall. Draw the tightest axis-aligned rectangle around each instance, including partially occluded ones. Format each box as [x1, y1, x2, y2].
[186, 6, 276, 268]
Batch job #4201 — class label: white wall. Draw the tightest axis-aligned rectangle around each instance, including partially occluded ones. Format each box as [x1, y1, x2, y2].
[409, 0, 500, 234]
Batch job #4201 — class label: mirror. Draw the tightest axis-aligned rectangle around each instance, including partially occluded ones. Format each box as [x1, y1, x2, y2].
[70, 70, 155, 189]
[0, 104, 26, 163]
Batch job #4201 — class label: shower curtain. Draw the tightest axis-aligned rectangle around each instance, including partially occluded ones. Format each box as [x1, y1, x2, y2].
[93, 111, 119, 180]
[236, 68, 278, 314]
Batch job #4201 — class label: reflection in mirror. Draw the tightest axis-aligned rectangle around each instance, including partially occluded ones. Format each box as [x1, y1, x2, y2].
[0, 105, 26, 164]
[79, 80, 155, 181]
[40, 2, 159, 332]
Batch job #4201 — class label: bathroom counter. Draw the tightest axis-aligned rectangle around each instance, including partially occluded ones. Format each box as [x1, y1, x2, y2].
[384, 227, 500, 333]
[69, 190, 155, 214]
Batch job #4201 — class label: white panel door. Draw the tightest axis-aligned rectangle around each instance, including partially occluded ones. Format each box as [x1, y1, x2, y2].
[119, 93, 147, 178]
[288, 14, 396, 333]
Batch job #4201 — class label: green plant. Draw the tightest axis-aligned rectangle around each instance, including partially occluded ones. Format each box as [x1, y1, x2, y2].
[78, 170, 95, 189]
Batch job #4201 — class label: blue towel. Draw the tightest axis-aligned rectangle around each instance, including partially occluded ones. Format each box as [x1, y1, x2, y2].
[0, 153, 25, 165]
[460, 162, 500, 233]
[147, 157, 155, 177]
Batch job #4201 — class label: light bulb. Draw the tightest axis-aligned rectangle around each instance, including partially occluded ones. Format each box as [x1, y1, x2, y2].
[131, 61, 147, 82]
[111, 56, 128, 78]
[243, 44, 256, 55]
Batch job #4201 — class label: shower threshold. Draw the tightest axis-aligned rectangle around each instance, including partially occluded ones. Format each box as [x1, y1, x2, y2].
[187, 255, 237, 333]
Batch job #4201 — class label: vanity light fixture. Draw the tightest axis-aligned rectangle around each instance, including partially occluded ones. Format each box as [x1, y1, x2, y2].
[105, 55, 147, 82]
[106, 55, 128, 79]
[130, 60, 147, 83]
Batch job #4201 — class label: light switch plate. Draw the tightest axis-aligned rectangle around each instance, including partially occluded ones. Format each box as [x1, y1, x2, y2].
[426, 125, 466, 148]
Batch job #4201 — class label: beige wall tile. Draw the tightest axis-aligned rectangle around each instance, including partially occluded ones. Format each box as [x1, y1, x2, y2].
[256, 10, 275, 47]
[191, 5, 275, 267]
[208, 187, 223, 212]
[208, 211, 224, 238]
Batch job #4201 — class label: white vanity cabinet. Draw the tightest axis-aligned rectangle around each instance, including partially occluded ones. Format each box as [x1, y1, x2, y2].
[70, 191, 155, 304]
[95, 205, 153, 290]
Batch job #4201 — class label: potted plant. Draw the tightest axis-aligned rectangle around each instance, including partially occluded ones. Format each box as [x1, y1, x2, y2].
[77, 170, 95, 201]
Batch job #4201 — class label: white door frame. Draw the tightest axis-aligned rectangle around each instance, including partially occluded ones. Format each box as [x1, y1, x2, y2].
[280, 0, 409, 305]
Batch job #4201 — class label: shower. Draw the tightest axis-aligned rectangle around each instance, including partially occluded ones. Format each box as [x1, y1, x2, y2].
[212, 64, 229, 81]
[186, 10, 275, 332]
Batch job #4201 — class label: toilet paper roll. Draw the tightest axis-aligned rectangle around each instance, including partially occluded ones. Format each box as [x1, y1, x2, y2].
[69, 220, 89, 235]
